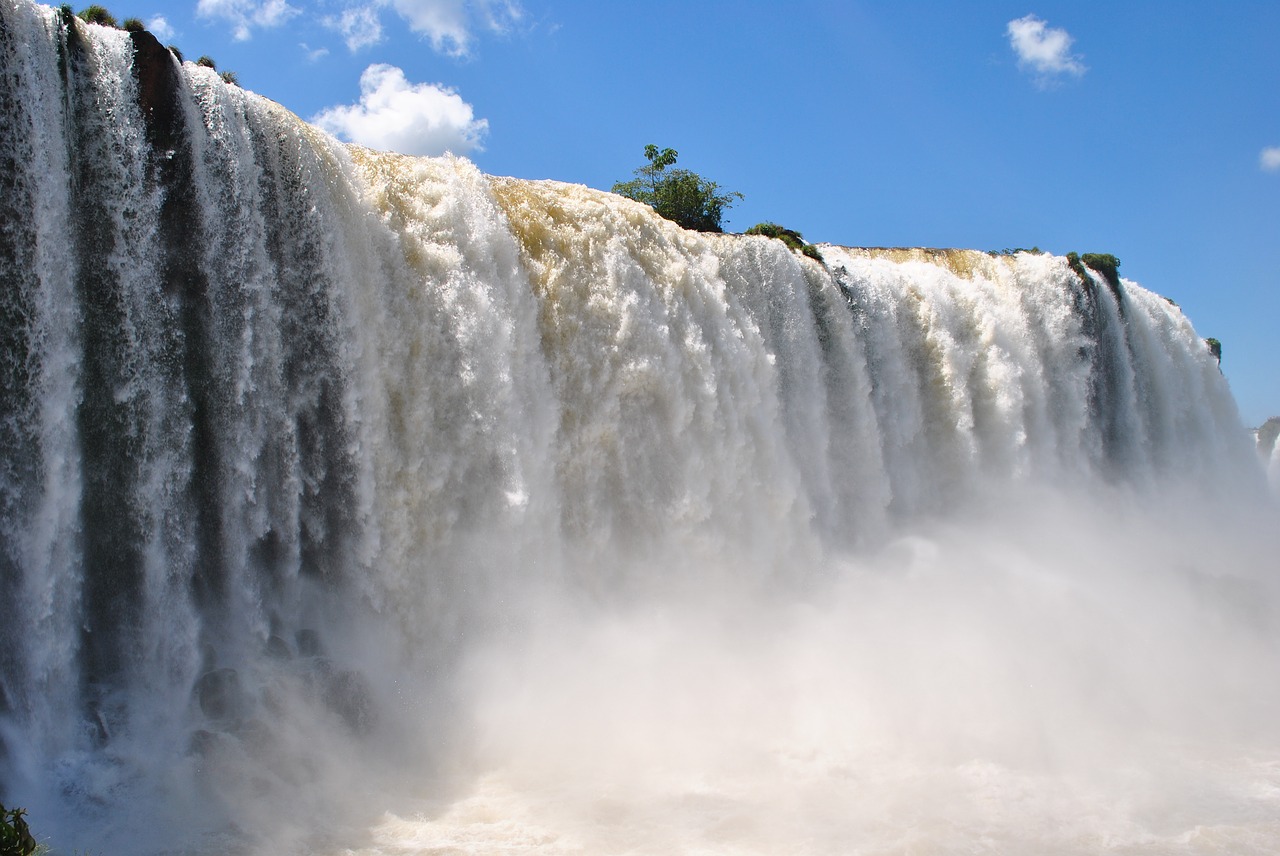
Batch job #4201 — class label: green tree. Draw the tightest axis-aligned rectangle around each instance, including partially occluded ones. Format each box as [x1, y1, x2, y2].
[612, 144, 742, 233]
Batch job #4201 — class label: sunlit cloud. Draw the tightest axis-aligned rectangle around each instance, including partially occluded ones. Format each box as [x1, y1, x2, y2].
[313, 0, 524, 57]
[325, 4, 384, 52]
[388, 0, 523, 56]
[1007, 14, 1086, 83]
[147, 14, 175, 41]
[1261, 147, 1280, 173]
[388, 0, 469, 55]
[472, 0, 523, 35]
[196, 0, 300, 41]
[300, 42, 330, 62]
[311, 63, 488, 156]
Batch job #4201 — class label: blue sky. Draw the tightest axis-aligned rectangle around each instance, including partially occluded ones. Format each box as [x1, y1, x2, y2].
[113, 1, 1278, 426]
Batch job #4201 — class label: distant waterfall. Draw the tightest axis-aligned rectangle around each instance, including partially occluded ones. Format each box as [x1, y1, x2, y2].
[0, 3, 1273, 854]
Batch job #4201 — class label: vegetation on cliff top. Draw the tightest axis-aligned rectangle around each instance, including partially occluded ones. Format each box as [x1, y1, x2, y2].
[61, 5, 240, 85]
[1066, 251, 1122, 291]
[612, 145, 743, 233]
[1205, 337, 1222, 364]
[745, 222, 824, 262]
[75, 4, 115, 26]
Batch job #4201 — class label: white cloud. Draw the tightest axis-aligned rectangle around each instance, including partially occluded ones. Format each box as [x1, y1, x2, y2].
[386, 0, 524, 56]
[473, 0, 523, 34]
[1261, 147, 1280, 173]
[311, 64, 488, 156]
[196, 0, 300, 40]
[301, 42, 330, 62]
[1007, 14, 1086, 82]
[314, 0, 525, 58]
[147, 14, 175, 41]
[389, 0, 470, 55]
[325, 4, 384, 52]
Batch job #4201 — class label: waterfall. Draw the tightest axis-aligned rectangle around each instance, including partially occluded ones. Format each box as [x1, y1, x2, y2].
[1, 3, 1277, 854]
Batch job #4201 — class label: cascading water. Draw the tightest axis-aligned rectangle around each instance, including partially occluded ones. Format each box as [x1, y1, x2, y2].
[2, 3, 1278, 854]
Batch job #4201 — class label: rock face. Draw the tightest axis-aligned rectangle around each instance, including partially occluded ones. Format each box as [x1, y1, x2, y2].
[195, 668, 249, 722]
[1258, 417, 1280, 459]
[129, 29, 183, 145]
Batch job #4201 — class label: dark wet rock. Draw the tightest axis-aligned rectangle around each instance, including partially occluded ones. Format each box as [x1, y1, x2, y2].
[128, 28, 183, 150]
[296, 628, 322, 658]
[195, 667, 249, 722]
[85, 699, 114, 746]
[323, 669, 374, 734]
[266, 634, 292, 660]
[1258, 417, 1280, 459]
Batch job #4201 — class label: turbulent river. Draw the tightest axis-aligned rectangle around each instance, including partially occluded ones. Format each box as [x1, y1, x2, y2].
[2, 3, 1279, 854]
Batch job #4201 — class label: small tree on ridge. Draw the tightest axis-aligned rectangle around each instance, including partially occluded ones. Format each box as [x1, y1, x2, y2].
[613, 144, 742, 233]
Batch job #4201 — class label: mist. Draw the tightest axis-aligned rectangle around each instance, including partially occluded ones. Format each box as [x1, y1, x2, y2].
[417, 486, 1280, 855]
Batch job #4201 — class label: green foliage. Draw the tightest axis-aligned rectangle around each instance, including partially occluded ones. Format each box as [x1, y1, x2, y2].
[1080, 253, 1121, 288]
[168, 45, 184, 62]
[1066, 251, 1086, 281]
[220, 70, 240, 86]
[745, 222, 824, 262]
[196, 55, 217, 69]
[122, 16, 144, 32]
[77, 4, 117, 26]
[745, 221, 801, 248]
[1, 803, 38, 856]
[612, 144, 742, 233]
[1066, 251, 1122, 290]
[1205, 337, 1222, 363]
[988, 246, 1042, 256]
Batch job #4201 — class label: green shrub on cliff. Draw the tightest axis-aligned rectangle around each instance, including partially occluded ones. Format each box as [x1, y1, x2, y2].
[77, 4, 117, 26]
[745, 222, 824, 262]
[613, 145, 742, 233]
[1066, 251, 1086, 280]
[1080, 253, 1121, 288]
[1066, 251, 1122, 290]
[196, 55, 217, 69]
[1205, 337, 1222, 363]
[122, 17, 145, 32]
